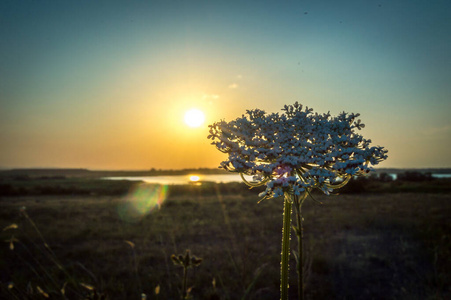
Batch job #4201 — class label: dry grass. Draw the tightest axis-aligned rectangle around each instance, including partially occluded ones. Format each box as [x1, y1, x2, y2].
[0, 190, 450, 299]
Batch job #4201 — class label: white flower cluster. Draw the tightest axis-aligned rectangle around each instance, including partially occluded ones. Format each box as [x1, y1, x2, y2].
[208, 102, 388, 199]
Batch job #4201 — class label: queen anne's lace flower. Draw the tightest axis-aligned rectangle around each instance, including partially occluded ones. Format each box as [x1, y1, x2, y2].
[208, 102, 388, 199]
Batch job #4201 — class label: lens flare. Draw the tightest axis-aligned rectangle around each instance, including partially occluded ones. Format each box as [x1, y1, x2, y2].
[118, 183, 168, 222]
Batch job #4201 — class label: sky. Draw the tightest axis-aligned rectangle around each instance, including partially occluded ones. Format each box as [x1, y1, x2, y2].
[1, 0, 450, 170]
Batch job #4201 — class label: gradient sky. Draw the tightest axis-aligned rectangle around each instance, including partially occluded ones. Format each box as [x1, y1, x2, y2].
[1, 0, 450, 170]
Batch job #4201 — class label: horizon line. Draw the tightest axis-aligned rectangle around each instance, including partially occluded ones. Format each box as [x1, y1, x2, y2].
[1, 167, 451, 172]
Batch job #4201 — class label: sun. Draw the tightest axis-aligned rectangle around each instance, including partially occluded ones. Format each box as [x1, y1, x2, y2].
[184, 108, 205, 128]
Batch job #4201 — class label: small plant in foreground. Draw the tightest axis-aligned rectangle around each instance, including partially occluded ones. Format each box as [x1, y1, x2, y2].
[2, 207, 102, 299]
[171, 250, 203, 299]
[208, 102, 388, 300]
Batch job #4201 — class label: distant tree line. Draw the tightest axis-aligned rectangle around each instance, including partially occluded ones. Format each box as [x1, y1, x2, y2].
[396, 171, 433, 181]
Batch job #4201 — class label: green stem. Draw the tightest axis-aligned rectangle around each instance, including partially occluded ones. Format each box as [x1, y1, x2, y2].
[281, 194, 292, 300]
[293, 194, 305, 300]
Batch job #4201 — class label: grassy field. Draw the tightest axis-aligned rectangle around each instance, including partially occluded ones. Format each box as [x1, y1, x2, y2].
[0, 181, 450, 299]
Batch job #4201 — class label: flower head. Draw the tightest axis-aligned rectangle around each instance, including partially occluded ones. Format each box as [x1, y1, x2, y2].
[208, 102, 388, 198]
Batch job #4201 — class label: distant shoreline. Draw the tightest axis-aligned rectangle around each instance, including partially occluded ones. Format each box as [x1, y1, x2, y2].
[1, 167, 450, 178]
[0, 168, 229, 178]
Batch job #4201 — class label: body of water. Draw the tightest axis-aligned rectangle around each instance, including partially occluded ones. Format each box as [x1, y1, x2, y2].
[104, 173, 451, 185]
[390, 173, 451, 180]
[103, 174, 244, 185]
[433, 174, 451, 178]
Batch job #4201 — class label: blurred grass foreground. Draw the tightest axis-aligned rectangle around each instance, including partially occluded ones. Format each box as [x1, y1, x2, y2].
[0, 170, 450, 299]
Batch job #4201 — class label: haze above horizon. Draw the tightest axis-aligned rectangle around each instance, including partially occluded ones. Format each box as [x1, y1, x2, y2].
[1, 1, 450, 170]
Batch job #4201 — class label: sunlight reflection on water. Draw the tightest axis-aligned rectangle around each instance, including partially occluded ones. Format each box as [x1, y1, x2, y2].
[105, 173, 450, 186]
[104, 174, 243, 185]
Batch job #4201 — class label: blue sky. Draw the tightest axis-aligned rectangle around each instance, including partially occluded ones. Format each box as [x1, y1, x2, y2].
[1, 0, 450, 169]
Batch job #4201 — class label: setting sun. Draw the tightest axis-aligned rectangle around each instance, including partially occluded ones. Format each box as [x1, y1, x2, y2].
[184, 108, 205, 128]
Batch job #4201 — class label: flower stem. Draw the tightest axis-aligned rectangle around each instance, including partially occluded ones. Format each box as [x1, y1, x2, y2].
[281, 194, 292, 300]
[293, 193, 307, 300]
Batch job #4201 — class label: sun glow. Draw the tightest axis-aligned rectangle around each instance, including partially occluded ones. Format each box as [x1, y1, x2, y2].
[184, 109, 205, 128]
